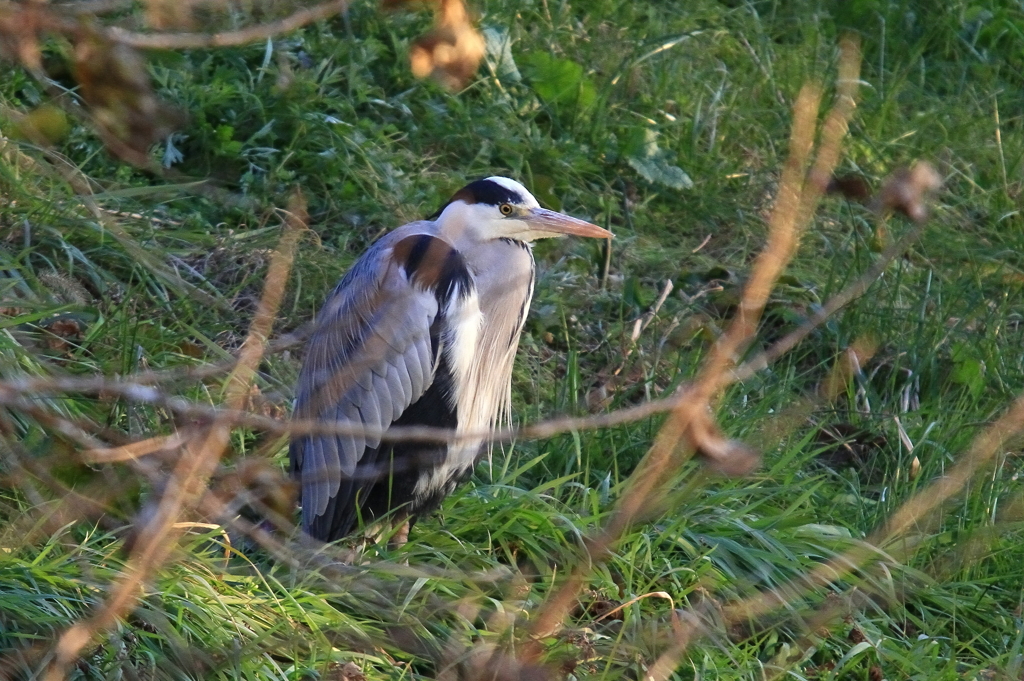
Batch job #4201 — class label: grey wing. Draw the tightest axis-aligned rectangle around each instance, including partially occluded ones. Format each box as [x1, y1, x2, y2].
[290, 237, 439, 539]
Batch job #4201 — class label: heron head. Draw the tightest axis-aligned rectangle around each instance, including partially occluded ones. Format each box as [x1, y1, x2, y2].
[433, 176, 612, 244]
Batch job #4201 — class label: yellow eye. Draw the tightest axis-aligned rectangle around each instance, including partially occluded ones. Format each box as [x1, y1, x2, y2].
[499, 203, 513, 216]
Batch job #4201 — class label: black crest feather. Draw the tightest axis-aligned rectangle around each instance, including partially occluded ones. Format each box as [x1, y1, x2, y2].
[428, 178, 525, 219]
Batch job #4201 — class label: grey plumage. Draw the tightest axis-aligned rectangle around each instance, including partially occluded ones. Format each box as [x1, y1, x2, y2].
[291, 177, 611, 542]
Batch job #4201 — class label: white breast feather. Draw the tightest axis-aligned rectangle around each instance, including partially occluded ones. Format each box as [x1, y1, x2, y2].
[412, 241, 533, 500]
[445, 282, 483, 408]
[412, 283, 483, 498]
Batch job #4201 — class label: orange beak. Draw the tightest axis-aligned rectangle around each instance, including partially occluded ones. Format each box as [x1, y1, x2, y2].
[524, 208, 613, 239]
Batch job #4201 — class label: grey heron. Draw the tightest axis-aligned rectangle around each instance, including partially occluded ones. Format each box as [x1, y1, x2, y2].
[290, 177, 611, 543]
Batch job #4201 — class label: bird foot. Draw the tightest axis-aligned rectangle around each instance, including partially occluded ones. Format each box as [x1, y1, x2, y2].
[389, 519, 410, 549]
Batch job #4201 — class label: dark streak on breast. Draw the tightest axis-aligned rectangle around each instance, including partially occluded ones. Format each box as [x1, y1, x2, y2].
[498, 237, 531, 250]
[500, 238, 535, 348]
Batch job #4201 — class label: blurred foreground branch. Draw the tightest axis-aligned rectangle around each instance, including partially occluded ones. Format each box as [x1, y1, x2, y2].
[523, 35, 863, 659]
[106, 0, 349, 49]
[646, 391, 1024, 681]
[42, 194, 306, 681]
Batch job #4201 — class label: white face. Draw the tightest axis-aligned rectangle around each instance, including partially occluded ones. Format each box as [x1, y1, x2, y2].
[437, 176, 611, 245]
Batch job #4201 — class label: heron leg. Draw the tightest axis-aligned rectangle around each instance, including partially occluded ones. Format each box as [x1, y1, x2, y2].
[365, 511, 412, 549]
[390, 519, 411, 548]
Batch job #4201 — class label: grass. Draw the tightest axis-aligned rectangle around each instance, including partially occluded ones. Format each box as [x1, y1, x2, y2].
[2, 0, 1024, 678]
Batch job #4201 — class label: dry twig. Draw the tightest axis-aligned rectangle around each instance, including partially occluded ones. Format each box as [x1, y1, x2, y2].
[43, 194, 306, 681]
[646, 392, 1024, 681]
[106, 0, 348, 49]
[523, 35, 862, 660]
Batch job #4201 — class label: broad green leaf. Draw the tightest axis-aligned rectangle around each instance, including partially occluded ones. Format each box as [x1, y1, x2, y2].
[951, 342, 986, 397]
[522, 52, 596, 111]
[627, 128, 693, 190]
[483, 27, 521, 83]
[628, 155, 694, 190]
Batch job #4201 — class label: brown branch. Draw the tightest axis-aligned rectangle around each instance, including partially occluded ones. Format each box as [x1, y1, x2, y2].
[647, 390, 1024, 681]
[633, 37, 863, 678]
[0, 0, 347, 50]
[51, 0, 136, 15]
[44, 194, 306, 681]
[105, 0, 348, 49]
[0, 197, 922, 454]
[524, 36, 862, 659]
[691, 84, 822, 398]
[730, 219, 926, 384]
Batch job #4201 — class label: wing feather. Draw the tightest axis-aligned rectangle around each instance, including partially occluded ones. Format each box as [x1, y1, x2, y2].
[406, 335, 429, 397]
[359, 384, 383, 449]
[319, 426, 342, 496]
[391, 356, 411, 399]
[368, 372, 392, 427]
[385, 362, 410, 421]
[338, 402, 364, 475]
[290, 228, 471, 540]
[307, 436, 326, 514]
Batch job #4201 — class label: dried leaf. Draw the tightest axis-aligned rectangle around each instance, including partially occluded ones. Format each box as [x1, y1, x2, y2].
[325, 662, 366, 681]
[210, 458, 297, 523]
[73, 32, 186, 162]
[407, 0, 485, 90]
[872, 161, 942, 223]
[176, 340, 205, 359]
[826, 173, 872, 202]
[820, 337, 877, 401]
[813, 423, 887, 483]
[687, 409, 759, 476]
[243, 383, 287, 419]
[43, 317, 84, 352]
[0, 3, 44, 73]
[144, 0, 209, 30]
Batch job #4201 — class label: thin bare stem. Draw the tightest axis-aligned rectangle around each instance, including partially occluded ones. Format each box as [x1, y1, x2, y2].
[525, 36, 862, 659]
[44, 195, 305, 681]
[647, 391, 1024, 681]
[731, 219, 924, 384]
[105, 0, 348, 49]
[1, 216, 926, 462]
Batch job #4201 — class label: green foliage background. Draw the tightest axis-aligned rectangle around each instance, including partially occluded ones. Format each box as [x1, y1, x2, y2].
[2, 0, 1024, 678]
